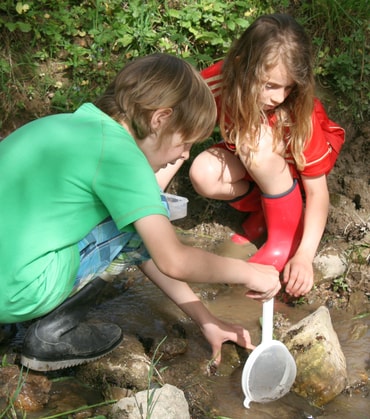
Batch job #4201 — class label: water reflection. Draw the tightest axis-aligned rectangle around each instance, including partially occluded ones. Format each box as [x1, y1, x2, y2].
[202, 285, 370, 418]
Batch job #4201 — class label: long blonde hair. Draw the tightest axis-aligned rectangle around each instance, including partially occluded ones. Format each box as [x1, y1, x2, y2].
[221, 14, 315, 170]
[95, 53, 217, 146]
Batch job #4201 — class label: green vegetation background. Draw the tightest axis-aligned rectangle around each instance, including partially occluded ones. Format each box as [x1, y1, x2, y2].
[0, 0, 368, 136]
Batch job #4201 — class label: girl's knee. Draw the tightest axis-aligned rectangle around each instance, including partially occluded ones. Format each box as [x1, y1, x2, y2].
[246, 144, 287, 177]
[189, 152, 218, 195]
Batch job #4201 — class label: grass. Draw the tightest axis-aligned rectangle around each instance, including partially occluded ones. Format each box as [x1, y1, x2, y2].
[298, 0, 369, 121]
[134, 336, 167, 419]
[0, 366, 28, 419]
[0, 0, 368, 135]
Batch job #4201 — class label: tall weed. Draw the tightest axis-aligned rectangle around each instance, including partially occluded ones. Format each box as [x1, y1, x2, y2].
[298, 0, 369, 121]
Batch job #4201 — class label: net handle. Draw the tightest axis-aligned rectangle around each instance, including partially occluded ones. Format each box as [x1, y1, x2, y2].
[262, 298, 274, 343]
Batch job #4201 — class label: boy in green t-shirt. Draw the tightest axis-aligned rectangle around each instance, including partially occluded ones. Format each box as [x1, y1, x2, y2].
[0, 53, 280, 372]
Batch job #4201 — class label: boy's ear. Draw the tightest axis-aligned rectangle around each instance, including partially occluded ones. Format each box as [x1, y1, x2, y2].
[151, 108, 173, 130]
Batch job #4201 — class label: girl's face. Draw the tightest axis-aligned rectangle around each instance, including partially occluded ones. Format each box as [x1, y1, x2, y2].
[259, 61, 295, 111]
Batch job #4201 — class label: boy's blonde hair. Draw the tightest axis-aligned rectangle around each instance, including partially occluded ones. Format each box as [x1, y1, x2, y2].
[221, 14, 315, 170]
[95, 53, 216, 145]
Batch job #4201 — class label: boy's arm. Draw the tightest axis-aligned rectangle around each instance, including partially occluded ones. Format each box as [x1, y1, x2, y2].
[139, 259, 255, 365]
[134, 215, 280, 300]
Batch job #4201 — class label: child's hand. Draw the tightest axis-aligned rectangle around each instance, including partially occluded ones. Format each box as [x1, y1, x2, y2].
[282, 252, 314, 297]
[200, 316, 255, 367]
[244, 263, 281, 301]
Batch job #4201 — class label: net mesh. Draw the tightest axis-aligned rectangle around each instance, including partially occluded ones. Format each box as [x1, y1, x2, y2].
[246, 345, 296, 403]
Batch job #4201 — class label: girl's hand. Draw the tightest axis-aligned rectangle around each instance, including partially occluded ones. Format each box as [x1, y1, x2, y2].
[282, 252, 314, 297]
[200, 316, 255, 367]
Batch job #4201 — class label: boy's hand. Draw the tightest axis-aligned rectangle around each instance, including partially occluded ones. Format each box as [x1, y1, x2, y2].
[200, 316, 255, 367]
[244, 263, 281, 301]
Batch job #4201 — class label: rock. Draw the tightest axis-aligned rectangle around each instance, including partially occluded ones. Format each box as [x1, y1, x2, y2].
[103, 386, 134, 401]
[348, 290, 370, 316]
[153, 337, 188, 360]
[111, 383, 190, 419]
[283, 306, 347, 407]
[313, 245, 347, 283]
[47, 378, 97, 418]
[159, 355, 215, 413]
[76, 334, 151, 391]
[0, 365, 51, 412]
[215, 341, 245, 376]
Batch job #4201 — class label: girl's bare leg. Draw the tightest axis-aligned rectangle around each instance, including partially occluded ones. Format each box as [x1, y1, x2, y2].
[190, 147, 251, 200]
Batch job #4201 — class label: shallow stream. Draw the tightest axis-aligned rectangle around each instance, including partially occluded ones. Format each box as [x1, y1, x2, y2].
[3, 233, 370, 418]
[98, 275, 370, 418]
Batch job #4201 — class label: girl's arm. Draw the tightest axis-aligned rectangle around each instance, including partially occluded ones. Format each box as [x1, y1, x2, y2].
[283, 174, 329, 296]
[139, 259, 255, 365]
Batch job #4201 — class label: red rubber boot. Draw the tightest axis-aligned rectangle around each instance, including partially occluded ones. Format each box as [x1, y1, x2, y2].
[248, 180, 304, 272]
[231, 211, 266, 244]
[228, 184, 266, 244]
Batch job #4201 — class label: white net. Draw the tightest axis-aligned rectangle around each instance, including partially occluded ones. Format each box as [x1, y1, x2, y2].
[245, 344, 296, 403]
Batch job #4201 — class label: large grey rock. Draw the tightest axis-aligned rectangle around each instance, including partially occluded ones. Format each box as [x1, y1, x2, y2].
[111, 383, 190, 419]
[283, 306, 347, 406]
[77, 334, 150, 391]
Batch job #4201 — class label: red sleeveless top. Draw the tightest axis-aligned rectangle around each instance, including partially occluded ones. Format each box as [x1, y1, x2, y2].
[201, 61, 345, 177]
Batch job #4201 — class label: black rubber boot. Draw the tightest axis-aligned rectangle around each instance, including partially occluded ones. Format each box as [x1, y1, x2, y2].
[0, 324, 17, 344]
[21, 277, 123, 372]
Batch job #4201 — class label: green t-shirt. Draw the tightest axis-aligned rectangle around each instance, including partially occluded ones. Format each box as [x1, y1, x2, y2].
[0, 103, 168, 323]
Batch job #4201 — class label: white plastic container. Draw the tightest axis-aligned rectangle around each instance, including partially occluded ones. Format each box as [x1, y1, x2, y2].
[163, 193, 189, 221]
